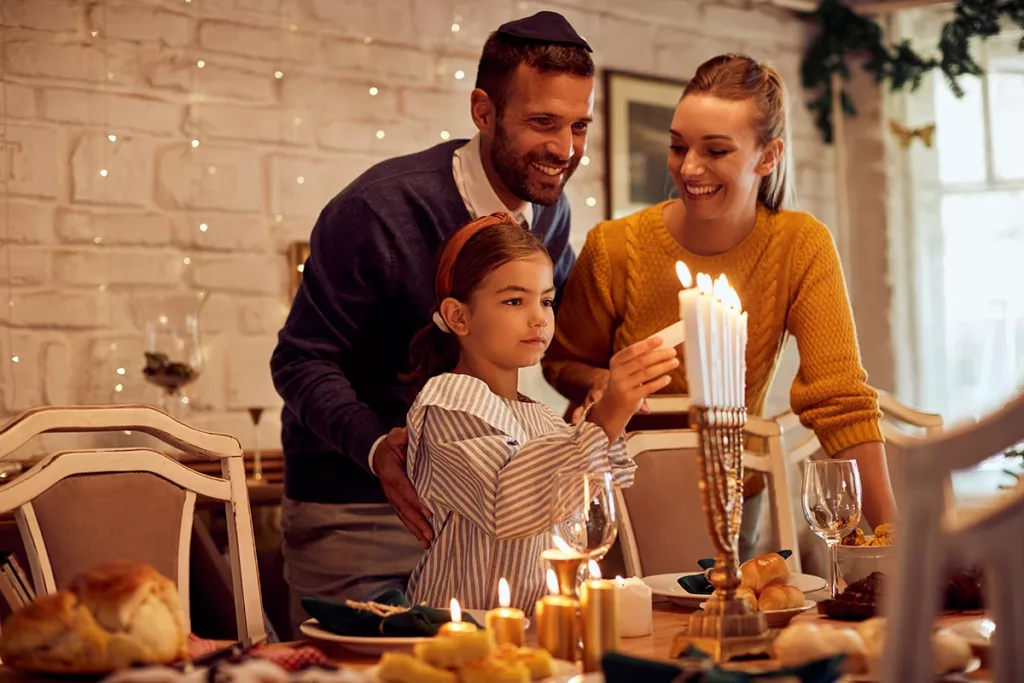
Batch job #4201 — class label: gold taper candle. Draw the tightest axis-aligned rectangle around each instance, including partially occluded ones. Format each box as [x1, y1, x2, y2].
[580, 560, 620, 672]
[437, 598, 478, 635]
[542, 536, 586, 597]
[535, 569, 579, 661]
[486, 578, 526, 647]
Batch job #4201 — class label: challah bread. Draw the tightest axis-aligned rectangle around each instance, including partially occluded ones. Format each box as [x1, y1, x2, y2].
[739, 553, 790, 594]
[0, 560, 188, 673]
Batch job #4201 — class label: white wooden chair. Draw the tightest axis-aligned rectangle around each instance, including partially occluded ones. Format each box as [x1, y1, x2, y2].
[883, 392, 1024, 683]
[616, 412, 803, 578]
[0, 405, 266, 646]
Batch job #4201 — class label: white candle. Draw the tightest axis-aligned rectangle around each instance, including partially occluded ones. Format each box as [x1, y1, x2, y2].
[714, 275, 732, 408]
[615, 576, 653, 637]
[650, 262, 697, 349]
[739, 310, 748, 407]
[684, 274, 713, 407]
[711, 275, 729, 407]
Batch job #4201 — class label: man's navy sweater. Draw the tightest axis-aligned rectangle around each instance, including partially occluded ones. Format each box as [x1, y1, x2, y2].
[270, 140, 576, 505]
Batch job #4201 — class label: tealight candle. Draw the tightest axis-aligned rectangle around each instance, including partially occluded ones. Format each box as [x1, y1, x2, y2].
[615, 575, 653, 637]
[437, 598, 478, 635]
[580, 561, 620, 673]
[486, 578, 526, 647]
[535, 569, 579, 661]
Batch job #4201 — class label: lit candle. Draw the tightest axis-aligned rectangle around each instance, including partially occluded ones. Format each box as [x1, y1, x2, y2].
[541, 536, 586, 597]
[684, 273, 714, 407]
[712, 274, 730, 408]
[437, 598, 478, 635]
[727, 287, 743, 408]
[739, 309, 748, 406]
[580, 561, 620, 673]
[616, 576, 653, 637]
[535, 569, 579, 662]
[648, 262, 696, 349]
[486, 578, 526, 647]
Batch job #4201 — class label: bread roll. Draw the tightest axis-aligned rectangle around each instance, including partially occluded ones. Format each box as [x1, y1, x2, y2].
[932, 629, 972, 675]
[774, 622, 867, 674]
[757, 584, 804, 611]
[0, 560, 188, 673]
[734, 585, 758, 612]
[740, 553, 790, 593]
[0, 592, 109, 673]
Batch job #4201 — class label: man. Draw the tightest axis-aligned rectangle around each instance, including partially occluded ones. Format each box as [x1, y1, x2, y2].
[270, 10, 596, 636]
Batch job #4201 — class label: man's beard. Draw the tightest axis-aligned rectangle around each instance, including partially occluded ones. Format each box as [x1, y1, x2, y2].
[490, 123, 580, 207]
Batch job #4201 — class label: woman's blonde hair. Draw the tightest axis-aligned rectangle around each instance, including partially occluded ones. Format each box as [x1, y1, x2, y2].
[682, 54, 793, 211]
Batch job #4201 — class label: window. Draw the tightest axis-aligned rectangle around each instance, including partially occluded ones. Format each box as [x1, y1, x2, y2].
[893, 10, 1024, 425]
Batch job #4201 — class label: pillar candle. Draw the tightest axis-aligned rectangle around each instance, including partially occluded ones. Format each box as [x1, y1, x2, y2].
[535, 569, 579, 662]
[580, 561, 619, 673]
[616, 576, 653, 637]
[486, 578, 526, 647]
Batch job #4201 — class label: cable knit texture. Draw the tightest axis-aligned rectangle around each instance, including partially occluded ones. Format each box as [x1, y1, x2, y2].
[543, 200, 883, 456]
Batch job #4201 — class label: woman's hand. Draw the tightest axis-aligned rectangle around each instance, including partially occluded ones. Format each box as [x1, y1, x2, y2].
[587, 337, 679, 440]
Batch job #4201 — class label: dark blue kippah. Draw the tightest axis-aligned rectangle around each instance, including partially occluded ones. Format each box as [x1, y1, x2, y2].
[496, 11, 592, 53]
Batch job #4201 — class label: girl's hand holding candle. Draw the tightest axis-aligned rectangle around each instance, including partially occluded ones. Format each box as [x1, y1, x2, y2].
[615, 576, 653, 637]
[485, 578, 526, 647]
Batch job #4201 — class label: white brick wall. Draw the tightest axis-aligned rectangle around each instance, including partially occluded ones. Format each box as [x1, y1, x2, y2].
[0, 0, 891, 451]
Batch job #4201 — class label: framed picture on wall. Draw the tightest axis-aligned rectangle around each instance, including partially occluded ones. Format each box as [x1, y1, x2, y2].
[603, 70, 688, 220]
[289, 241, 310, 299]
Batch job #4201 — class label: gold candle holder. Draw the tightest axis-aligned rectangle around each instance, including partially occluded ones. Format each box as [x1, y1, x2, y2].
[438, 598, 479, 636]
[669, 406, 772, 662]
[541, 545, 585, 597]
[486, 578, 526, 647]
[535, 569, 579, 661]
[580, 561, 620, 673]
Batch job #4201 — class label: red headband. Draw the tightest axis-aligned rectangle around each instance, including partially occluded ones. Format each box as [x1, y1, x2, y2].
[434, 212, 520, 301]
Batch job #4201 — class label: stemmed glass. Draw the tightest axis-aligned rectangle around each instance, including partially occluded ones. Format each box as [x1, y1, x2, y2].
[550, 470, 619, 563]
[802, 459, 862, 599]
[141, 293, 205, 418]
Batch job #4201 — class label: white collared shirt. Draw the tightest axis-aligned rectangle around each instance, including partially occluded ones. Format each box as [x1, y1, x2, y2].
[368, 135, 533, 475]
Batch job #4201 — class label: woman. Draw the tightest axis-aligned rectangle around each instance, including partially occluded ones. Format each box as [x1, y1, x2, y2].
[542, 54, 898, 556]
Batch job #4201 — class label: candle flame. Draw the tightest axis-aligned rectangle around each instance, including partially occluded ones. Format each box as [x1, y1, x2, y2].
[616, 576, 625, 587]
[696, 273, 713, 295]
[675, 261, 693, 288]
[498, 578, 511, 608]
[588, 560, 602, 580]
[713, 274, 729, 301]
[551, 535, 574, 554]
[546, 569, 559, 595]
[449, 598, 462, 623]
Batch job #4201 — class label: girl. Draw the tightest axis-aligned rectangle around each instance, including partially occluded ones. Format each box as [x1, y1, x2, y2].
[542, 54, 899, 559]
[403, 212, 678, 612]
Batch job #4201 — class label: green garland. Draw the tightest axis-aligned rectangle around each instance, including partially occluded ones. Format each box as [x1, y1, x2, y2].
[800, 0, 1024, 143]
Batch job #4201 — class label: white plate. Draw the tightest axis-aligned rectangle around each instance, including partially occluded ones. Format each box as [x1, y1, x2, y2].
[299, 612, 530, 656]
[643, 572, 827, 607]
[698, 599, 815, 627]
[842, 657, 981, 681]
[299, 619, 430, 655]
[364, 658, 595, 682]
[945, 617, 995, 649]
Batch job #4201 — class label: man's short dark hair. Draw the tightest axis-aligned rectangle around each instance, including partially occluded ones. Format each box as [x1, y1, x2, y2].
[474, 34, 595, 116]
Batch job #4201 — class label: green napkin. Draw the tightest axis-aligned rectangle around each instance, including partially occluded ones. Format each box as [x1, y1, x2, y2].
[678, 550, 793, 595]
[602, 646, 846, 683]
[301, 589, 483, 638]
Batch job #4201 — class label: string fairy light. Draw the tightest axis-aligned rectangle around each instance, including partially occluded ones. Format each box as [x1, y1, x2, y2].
[0, 6, 13, 393]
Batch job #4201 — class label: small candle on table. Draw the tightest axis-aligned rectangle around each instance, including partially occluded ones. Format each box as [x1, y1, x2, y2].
[438, 598, 478, 635]
[535, 569, 579, 662]
[486, 578, 526, 647]
[580, 561, 620, 673]
[615, 575, 653, 637]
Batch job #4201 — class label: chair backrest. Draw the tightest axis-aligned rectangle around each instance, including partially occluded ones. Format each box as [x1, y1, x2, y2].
[617, 412, 803, 578]
[0, 405, 266, 646]
[883, 392, 1024, 683]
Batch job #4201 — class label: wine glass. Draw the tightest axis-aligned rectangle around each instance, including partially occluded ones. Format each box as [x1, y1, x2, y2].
[142, 293, 205, 418]
[550, 470, 619, 563]
[802, 459, 862, 599]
